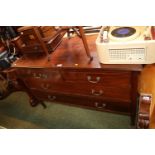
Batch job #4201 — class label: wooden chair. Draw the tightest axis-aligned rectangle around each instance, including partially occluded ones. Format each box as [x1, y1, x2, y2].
[59, 26, 93, 61]
[13, 26, 93, 61]
[13, 26, 65, 60]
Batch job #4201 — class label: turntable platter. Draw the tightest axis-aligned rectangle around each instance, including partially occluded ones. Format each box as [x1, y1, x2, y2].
[109, 26, 141, 41]
[111, 27, 136, 38]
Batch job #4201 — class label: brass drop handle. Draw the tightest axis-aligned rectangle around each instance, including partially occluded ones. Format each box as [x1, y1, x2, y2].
[34, 45, 39, 50]
[48, 95, 56, 100]
[41, 74, 48, 79]
[91, 89, 103, 96]
[87, 76, 101, 83]
[33, 73, 48, 79]
[33, 73, 41, 78]
[95, 102, 107, 108]
[41, 83, 50, 90]
[27, 70, 31, 74]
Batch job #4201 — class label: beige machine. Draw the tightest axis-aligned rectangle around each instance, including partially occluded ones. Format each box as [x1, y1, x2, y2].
[96, 26, 155, 64]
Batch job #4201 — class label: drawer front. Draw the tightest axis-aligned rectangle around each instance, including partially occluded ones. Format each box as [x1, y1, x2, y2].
[68, 84, 131, 102]
[16, 68, 62, 82]
[61, 70, 131, 87]
[31, 90, 130, 114]
[24, 78, 131, 102]
[23, 79, 73, 91]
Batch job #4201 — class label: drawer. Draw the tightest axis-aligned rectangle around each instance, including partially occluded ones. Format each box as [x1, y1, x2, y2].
[16, 68, 62, 82]
[61, 70, 131, 87]
[23, 79, 73, 91]
[31, 90, 130, 114]
[24, 79, 131, 102]
[69, 84, 131, 102]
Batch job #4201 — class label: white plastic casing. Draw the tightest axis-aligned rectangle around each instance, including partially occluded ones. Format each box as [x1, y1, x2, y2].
[96, 26, 155, 64]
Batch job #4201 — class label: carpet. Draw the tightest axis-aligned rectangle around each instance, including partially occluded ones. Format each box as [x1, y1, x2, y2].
[0, 92, 131, 129]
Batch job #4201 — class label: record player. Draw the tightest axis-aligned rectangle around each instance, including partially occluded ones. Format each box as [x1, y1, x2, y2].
[96, 26, 155, 64]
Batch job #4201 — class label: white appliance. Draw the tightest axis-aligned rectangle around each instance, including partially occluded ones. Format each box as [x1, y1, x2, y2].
[96, 26, 155, 64]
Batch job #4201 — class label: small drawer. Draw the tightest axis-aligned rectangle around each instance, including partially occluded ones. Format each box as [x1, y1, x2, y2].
[16, 68, 62, 82]
[61, 70, 131, 87]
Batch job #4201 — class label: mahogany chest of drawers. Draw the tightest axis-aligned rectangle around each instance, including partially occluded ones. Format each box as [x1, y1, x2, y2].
[11, 35, 143, 125]
[14, 65, 142, 125]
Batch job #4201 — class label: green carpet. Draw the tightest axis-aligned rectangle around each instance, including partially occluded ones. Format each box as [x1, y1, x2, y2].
[0, 92, 131, 129]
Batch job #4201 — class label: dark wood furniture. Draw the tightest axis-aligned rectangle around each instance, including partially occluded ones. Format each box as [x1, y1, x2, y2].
[12, 26, 65, 59]
[10, 34, 143, 125]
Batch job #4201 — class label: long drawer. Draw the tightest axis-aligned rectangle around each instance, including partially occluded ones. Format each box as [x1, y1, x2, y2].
[31, 89, 130, 114]
[24, 78, 131, 102]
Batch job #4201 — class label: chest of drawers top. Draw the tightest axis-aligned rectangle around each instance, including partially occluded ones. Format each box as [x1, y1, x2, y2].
[12, 34, 143, 72]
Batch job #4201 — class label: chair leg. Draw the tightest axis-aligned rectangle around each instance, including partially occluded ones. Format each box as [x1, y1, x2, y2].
[78, 27, 93, 61]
